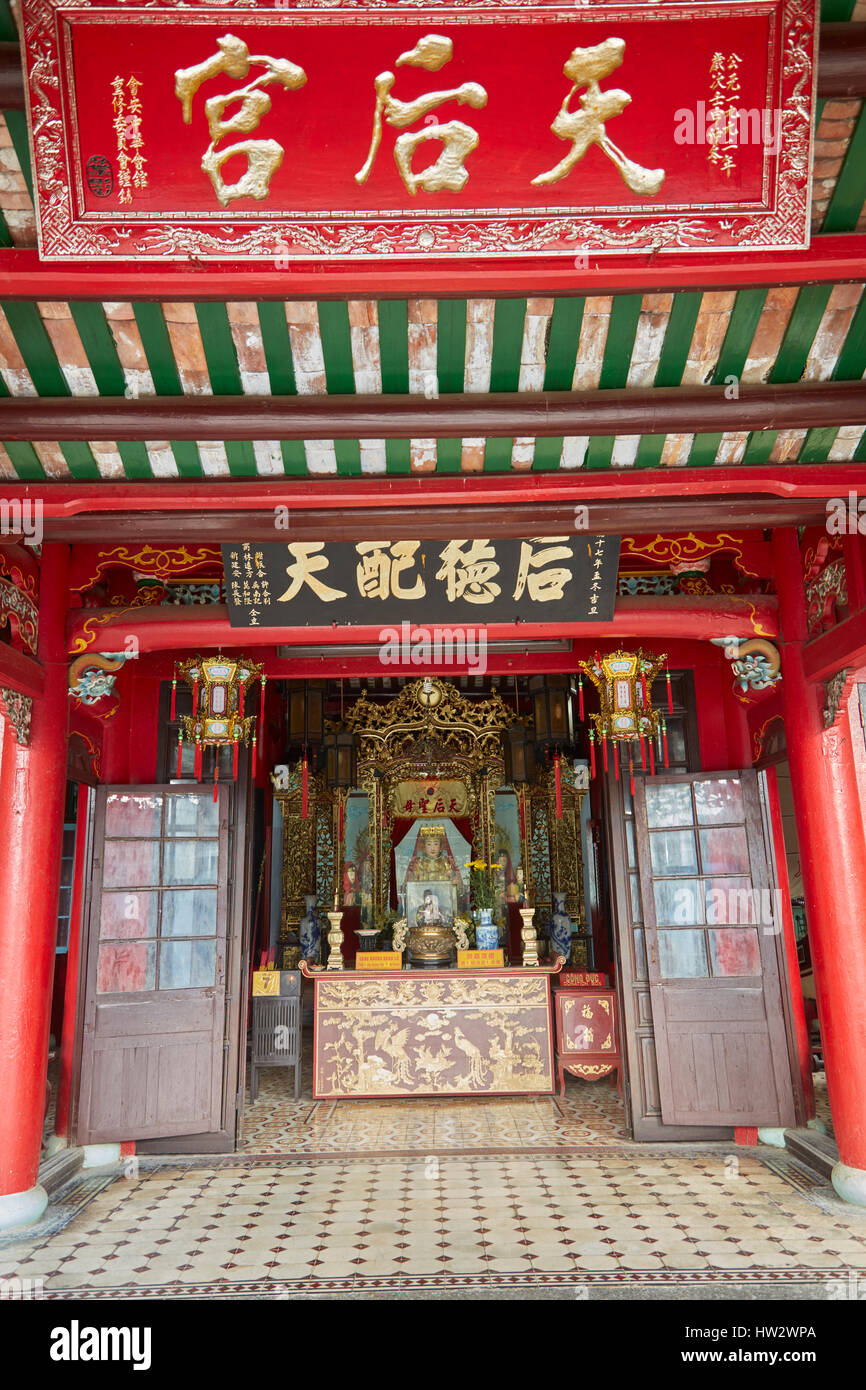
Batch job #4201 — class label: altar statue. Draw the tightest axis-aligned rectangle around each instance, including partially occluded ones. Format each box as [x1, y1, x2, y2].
[402, 823, 465, 924]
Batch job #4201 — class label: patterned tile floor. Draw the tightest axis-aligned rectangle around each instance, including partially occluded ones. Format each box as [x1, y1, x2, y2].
[4, 1146, 866, 1299]
[242, 1066, 627, 1154]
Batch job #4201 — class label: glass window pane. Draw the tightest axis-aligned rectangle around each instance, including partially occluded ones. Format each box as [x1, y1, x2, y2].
[634, 927, 648, 979]
[699, 826, 750, 875]
[653, 878, 704, 924]
[694, 778, 744, 825]
[645, 783, 693, 828]
[658, 929, 708, 978]
[105, 794, 162, 838]
[666, 722, 687, 764]
[625, 818, 637, 869]
[100, 891, 159, 939]
[709, 928, 761, 976]
[704, 878, 756, 924]
[650, 829, 698, 875]
[622, 780, 634, 816]
[162, 840, 218, 886]
[159, 939, 216, 989]
[97, 941, 156, 993]
[161, 889, 218, 938]
[629, 872, 643, 923]
[103, 840, 160, 889]
[165, 795, 220, 838]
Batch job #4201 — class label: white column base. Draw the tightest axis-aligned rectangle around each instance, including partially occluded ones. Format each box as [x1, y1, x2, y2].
[831, 1161, 866, 1206]
[44, 1134, 68, 1157]
[758, 1127, 787, 1149]
[0, 1183, 48, 1232]
[81, 1143, 121, 1169]
[807, 1117, 829, 1134]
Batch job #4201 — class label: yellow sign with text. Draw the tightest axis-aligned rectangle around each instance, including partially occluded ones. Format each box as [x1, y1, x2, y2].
[458, 949, 505, 969]
[252, 970, 280, 996]
[355, 952, 403, 971]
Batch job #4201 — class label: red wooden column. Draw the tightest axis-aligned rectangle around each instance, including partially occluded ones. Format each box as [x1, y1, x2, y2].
[773, 527, 866, 1204]
[0, 544, 70, 1231]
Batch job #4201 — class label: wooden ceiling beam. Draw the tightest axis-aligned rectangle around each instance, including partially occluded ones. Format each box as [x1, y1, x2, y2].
[0, 380, 862, 441]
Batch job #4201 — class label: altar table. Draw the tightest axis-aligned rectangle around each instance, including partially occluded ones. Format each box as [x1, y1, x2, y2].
[301, 964, 561, 1100]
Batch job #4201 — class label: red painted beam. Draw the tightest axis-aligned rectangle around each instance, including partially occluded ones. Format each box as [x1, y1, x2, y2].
[13, 466, 866, 516]
[803, 607, 866, 684]
[1, 381, 863, 441]
[0, 238, 864, 301]
[0, 641, 44, 699]
[67, 594, 779, 656]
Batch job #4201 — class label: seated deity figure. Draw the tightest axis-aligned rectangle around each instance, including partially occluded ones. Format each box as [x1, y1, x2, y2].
[403, 824, 465, 923]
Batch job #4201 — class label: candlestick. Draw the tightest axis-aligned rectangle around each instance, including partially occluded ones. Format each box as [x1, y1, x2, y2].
[326, 910, 345, 972]
[519, 905, 539, 968]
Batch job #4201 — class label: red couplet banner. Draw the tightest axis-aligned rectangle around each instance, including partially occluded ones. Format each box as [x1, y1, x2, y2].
[22, 0, 817, 261]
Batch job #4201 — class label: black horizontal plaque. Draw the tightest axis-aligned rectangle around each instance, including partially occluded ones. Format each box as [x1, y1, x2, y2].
[222, 536, 620, 628]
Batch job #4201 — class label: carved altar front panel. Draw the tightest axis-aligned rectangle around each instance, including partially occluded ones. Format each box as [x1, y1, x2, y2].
[313, 970, 555, 1098]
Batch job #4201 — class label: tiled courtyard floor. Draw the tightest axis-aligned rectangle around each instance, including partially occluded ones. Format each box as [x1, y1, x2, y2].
[3, 1077, 863, 1301]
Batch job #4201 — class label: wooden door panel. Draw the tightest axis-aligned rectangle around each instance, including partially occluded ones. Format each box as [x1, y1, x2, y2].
[635, 770, 796, 1131]
[77, 786, 229, 1146]
[665, 1026, 779, 1125]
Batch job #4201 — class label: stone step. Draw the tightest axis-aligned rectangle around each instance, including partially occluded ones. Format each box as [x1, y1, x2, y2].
[784, 1127, 838, 1180]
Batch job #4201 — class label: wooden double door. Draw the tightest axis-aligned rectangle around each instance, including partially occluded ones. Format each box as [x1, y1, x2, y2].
[609, 769, 798, 1139]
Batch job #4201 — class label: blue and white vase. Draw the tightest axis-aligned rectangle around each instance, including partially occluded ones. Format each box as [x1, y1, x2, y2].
[549, 891, 572, 962]
[299, 894, 321, 962]
[476, 907, 498, 951]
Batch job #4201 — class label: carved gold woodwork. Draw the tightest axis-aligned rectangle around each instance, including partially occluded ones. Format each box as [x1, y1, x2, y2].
[344, 677, 513, 924]
[527, 760, 585, 926]
[272, 759, 329, 962]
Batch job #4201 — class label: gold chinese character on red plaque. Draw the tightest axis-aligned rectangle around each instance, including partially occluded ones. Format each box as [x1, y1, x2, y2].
[355, 34, 487, 194]
[175, 32, 307, 205]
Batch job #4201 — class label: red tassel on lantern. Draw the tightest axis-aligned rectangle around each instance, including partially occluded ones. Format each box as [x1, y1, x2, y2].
[192, 675, 199, 716]
[640, 734, 646, 770]
[176, 732, 183, 778]
[589, 731, 596, 779]
[613, 742, 620, 781]
[213, 760, 219, 803]
[301, 753, 309, 819]
[666, 669, 673, 714]
[194, 738, 202, 782]
[641, 672, 647, 706]
[260, 675, 267, 723]
[662, 719, 669, 768]
[649, 739, 656, 775]
[232, 733, 239, 780]
[554, 751, 563, 819]
[170, 676, 177, 721]
[578, 675, 585, 721]
[252, 735, 258, 779]
[629, 747, 635, 797]
[602, 732, 608, 773]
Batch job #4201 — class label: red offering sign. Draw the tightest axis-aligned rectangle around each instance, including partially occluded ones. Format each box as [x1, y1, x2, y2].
[23, 0, 816, 261]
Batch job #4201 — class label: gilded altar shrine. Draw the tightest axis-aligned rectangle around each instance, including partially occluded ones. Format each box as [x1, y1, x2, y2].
[308, 966, 558, 1099]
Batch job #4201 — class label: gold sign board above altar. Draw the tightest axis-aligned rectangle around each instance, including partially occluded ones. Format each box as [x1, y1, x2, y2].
[392, 780, 469, 819]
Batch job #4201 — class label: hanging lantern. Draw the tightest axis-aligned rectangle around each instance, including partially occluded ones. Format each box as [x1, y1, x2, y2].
[577, 649, 668, 778]
[175, 654, 264, 788]
[324, 722, 356, 789]
[528, 674, 576, 748]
